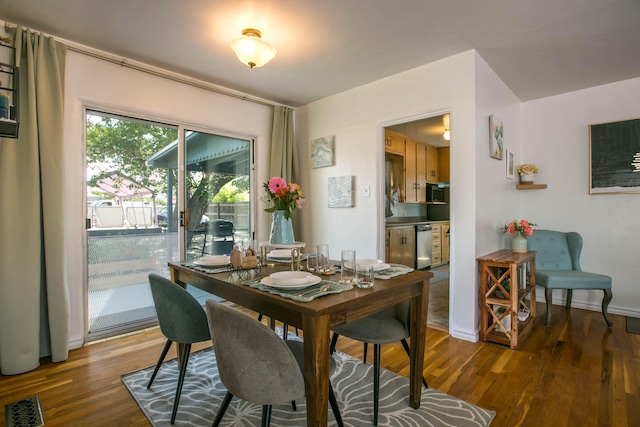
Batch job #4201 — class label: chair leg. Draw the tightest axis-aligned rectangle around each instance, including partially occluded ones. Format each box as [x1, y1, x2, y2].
[329, 380, 345, 427]
[212, 391, 233, 427]
[171, 343, 192, 424]
[545, 288, 553, 326]
[602, 289, 613, 327]
[363, 342, 368, 364]
[282, 324, 289, 340]
[565, 289, 573, 310]
[147, 339, 172, 389]
[329, 332, 339, 354]
[373, 343, 381, 426]
[400, 339, 429, 389]
[261, 405, 272, 427]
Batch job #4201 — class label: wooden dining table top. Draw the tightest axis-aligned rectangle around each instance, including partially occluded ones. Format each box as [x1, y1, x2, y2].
[169, 260, 432, 427]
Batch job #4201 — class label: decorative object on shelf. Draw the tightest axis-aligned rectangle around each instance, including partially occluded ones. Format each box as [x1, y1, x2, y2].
[503, 219, 537, 253]
[311, 135, 335, 168]
[489, 114, 504, 160]
[328, 175, 354, 208]
[589, 118, 640, 194]
[230, 28, 276, 68]
[517, 164, 539, 184]
[263, 176, 304, 244]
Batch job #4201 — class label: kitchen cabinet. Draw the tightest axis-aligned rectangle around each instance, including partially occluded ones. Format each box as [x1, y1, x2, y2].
[384, 129, 405, 156]
[431, 224, 442, 265]
[438, 147, 450, 182]
[404, 138, 427, 203]
[385, 226, 415, 267]
[441, 222, 450, 263]
[426, 144, 439, 184]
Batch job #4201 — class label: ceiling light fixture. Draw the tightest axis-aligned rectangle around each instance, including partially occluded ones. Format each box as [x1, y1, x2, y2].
[230, 28, 277, 69]
[443, 129, 450, 141]
[442, 114, 450, 141]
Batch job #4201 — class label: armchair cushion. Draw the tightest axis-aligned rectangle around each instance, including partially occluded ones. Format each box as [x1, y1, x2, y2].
[536, 270, 612, 290]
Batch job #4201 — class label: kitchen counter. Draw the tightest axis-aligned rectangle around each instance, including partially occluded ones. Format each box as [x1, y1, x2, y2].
[385, 216, 449, 226]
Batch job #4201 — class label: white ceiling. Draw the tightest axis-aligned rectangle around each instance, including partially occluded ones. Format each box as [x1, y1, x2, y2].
[2, 0, 640, 111]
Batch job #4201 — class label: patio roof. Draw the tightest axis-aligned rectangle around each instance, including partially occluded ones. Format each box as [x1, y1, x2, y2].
[146, 131, 250, 175]
[95, 173, 154, 199]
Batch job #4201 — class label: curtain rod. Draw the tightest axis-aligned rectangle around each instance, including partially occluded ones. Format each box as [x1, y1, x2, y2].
[4, 21, 289, 109]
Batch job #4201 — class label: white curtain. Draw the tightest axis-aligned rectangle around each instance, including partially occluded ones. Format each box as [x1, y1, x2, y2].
[0, 26, 69, 375]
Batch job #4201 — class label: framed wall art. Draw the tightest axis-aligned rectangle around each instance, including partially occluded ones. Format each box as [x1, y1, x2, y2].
[489, 114, 504, 160]
[589, 117, 640, 194]
[311, 135, 335, 168]
[328, 175, 354, 208]
[505, 147, 515, 179]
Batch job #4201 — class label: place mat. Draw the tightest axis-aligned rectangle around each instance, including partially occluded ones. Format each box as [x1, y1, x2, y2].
[374, 263, 414, 280]
[180, 262, 230, 274]
[242, 278, 352, 302]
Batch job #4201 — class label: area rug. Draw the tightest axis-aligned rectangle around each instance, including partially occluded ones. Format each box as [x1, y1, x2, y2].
[626, 316, 640, 334]
[122, 340, 494, 426]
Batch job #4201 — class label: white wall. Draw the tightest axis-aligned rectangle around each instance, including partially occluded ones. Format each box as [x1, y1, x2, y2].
[64, 51, 274, 347]
[522, 78, 640, 317]
[296, 51, 487, 341]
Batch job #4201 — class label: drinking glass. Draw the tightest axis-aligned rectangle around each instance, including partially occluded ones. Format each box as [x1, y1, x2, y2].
[317, 244, 330, 273]
[355, 264, 375, 288]
[306, 253, 318, 272]
[340, 249, 356, 285]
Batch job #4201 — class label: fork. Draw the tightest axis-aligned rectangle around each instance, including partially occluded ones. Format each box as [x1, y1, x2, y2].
[297, 283, 330, 298]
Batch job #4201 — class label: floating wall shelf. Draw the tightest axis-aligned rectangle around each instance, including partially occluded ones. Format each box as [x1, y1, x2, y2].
[516, 184, 547, 190]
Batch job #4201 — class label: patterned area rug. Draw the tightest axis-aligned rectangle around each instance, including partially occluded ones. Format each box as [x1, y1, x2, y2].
[122, 340, 495, 426]
[627, 316, 640, 334]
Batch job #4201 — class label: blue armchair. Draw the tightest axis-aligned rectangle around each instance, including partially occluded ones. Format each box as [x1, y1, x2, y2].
[527, 230, 612, 327]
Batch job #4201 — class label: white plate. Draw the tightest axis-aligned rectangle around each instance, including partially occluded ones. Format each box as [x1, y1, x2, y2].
[194, 255, 230, 267]
[269, 271, 312, 286]
[261, 275, 321, 289]
[269, 249, 296, 258]
[344, 259, 390, 271]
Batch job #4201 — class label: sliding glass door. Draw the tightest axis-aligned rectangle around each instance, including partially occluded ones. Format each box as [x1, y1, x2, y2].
[85, 111, 253, 340]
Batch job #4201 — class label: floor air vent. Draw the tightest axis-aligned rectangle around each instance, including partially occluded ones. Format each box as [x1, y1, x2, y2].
[5, 395, 44, 427]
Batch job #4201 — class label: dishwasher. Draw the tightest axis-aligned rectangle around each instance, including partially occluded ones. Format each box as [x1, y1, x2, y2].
[415, 224, 432, 270]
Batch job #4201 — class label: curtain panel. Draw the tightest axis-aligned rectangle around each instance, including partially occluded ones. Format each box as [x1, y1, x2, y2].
[0, 27, 69, 375]
[268, 106, 301, 236]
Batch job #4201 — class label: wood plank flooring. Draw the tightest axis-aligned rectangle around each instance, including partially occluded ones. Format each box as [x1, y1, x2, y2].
[1, 303, 638, 426]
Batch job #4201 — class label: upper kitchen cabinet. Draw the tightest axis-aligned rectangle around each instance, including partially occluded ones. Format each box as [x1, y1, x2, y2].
[438, 147, 450, 182]
[425, 144, 439, 184]
[384, 129, 405, 156]
[405, 138, 427, 203]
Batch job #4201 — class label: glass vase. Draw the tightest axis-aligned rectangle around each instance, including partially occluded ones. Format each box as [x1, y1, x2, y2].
[511, 232, 527, 253]
[269, 210, 295, 245]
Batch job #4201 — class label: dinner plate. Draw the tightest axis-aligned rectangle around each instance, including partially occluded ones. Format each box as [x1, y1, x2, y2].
[269, 271, 312, 286]
[194, 255, 230, 267]
[260, 275, 321, 289]
[344, 259, 390, 271]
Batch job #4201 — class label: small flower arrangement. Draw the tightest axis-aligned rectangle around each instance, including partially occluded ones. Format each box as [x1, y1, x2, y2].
[263, 176, 305, 220]
[504, 219, 537, 236]
[517, 164, 540, 176]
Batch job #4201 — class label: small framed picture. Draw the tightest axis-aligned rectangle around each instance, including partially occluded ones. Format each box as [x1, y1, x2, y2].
[489, 114, 504, 160]
[506, 147, 515, 179]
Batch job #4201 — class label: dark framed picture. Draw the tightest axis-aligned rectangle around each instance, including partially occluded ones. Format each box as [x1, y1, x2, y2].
[589, 118, 640, 194]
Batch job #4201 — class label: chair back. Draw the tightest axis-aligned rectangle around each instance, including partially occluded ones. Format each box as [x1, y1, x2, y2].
[148, 274, 210, 344]
[527, 230, 583, 271]
[205, 299, 305, 405]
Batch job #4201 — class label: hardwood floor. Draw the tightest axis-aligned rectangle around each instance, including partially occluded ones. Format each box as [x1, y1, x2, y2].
[1, 304, 638, 426]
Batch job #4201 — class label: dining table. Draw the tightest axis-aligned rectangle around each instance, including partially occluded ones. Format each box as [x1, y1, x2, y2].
[169, 260, 432, 427]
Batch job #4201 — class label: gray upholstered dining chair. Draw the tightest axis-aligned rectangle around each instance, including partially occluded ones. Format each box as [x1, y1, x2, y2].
[527, 229, 613, 327]
[205, 299, 344, 427]
[147, 274, 211, 424]
[330, 300, 428, 426]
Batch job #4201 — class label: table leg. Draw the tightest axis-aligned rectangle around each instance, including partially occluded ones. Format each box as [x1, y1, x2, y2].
[302, 313, 330, 427]
[409, 278, 429, 409]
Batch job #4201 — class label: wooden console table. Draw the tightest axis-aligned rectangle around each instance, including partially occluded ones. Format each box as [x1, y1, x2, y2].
[477, 250, 537, 349]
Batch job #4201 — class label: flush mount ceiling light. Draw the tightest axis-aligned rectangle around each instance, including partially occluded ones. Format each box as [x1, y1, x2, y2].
[230, 28, 277, 69]
[443, 114, 450, 141]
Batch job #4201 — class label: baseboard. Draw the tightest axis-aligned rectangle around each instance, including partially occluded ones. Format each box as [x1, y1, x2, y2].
[534, 289, 640, 318]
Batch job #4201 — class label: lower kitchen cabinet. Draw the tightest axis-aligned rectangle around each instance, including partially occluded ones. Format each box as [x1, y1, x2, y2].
[432, 222, 450, 266]
[386, 226, 415, 268]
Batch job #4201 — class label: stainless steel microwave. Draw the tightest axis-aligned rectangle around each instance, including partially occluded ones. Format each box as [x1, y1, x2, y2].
[426, 184, 444, 202]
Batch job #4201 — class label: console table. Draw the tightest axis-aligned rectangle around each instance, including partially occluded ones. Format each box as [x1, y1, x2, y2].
[477, 250, 537, 349]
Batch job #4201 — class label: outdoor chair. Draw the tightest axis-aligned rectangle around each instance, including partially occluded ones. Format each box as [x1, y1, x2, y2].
[202, 219, 235, 256]
[527, 229, 612, 327]
[330, 300, 428, 426]
[205, 299, 344, 427]
[147, 274, 211, 424]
